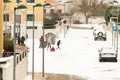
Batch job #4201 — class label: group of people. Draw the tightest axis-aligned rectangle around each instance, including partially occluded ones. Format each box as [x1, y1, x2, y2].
[18, 36, 25, 46]
[39, 36, 61, 51]
[47, 39, 61, 50]
[47, 37, 61, 50]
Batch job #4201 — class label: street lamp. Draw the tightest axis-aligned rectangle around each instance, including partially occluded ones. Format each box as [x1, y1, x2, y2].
[16, 0, 22, 43]
[32, 3, 42, 80]
[65, 1, 73, 28]
[58, 1, 68, 38]
[32, 3, 51, 80]
[63, 20, 67, 38]
[13, 4, 27, 80]
[42, 3, 51, 79]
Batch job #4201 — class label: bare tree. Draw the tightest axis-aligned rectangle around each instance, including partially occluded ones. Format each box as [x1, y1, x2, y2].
[79, 0, 99, 24]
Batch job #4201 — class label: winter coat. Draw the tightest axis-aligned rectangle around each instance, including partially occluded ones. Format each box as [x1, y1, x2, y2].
[57, 40, 61, 45]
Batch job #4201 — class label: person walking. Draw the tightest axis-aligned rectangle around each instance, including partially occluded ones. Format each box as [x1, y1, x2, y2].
[67, 25, 69, 31]
[47, 37, 51, 50]
[20, 36, 25, 46]
[39, 36, 44, 42]
[39, 36, 44, 48]
[56, 40, 61, 50]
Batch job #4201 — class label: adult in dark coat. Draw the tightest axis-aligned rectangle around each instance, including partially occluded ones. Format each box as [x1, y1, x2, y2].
[20, 36, 25, 46]
[18, 35, 20, 45]
[56, 40, 61, 49]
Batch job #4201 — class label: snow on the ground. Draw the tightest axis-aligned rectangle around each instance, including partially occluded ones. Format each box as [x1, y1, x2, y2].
[25, 24, 120, 80]
[71, 24, 98, 28]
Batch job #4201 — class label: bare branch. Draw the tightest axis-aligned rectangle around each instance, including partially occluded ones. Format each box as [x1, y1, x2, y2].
[79, 0, 99, 23]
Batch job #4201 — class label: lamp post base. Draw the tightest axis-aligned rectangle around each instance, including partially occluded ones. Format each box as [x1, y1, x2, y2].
[42, 75, 47, 80]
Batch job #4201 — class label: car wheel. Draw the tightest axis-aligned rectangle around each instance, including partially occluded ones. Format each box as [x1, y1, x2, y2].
[99, 59, 102, 62]
[114, 59, 117, 62]
[99, 54, 102, 62]
[104, 37, 106, 41]
[98, 32, 103, 37]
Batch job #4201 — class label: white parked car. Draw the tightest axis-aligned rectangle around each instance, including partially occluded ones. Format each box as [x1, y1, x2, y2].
[93, 25, 106, 41]
[98, 47, 117, 62]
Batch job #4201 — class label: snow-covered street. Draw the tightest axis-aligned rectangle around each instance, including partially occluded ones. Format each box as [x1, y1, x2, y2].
[26, 26, 120, 80]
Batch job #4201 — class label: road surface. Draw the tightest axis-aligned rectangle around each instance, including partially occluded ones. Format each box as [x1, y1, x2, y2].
[26, 27, 120, 80]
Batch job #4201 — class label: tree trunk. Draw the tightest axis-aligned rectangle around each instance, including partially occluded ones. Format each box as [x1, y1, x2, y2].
[85, 16, 89, 24]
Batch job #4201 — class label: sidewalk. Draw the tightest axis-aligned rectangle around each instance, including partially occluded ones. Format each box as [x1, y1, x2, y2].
[23, 73, 43, 80]
[24, 73, 86, 80]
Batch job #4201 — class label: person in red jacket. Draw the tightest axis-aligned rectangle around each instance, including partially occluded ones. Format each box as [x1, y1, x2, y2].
[39, 36, 44, 48]
[50, 46, 55, 52]
[39, 36, 44, 42]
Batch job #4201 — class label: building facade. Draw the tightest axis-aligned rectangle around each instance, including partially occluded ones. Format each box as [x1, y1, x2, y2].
[3, 0, 44, 39]
[3, 0, 66, 39]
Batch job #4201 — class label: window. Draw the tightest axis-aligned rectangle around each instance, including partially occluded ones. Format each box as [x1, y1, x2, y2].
[4, 14, 9, 21]
[57, 9, 62, 14]
[27, 0, 34, 3]
[4, 0, 10, 3]
[16, 15, 21, 23]
[27, 26, 37, 29]
[27, 14, 34, 21]
[44, 9, 46, 14]
[50, 9, 54, 14]
[20, 54, 22, 61]
[16, 0, 21, 3]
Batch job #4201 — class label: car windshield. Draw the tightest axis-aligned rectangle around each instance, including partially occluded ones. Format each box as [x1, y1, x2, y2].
[102, 48, 115, 53]
[94, 25, 104, 30]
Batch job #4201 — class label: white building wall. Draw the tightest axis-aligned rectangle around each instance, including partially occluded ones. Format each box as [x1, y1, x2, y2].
[3, 56, 13, 80]
[44, 23, 63, 37]
[26, 22, 43, 39]
[8, 22, 42, 39]
[1, 49, 28, 80]
[8, 18, 64, 39]
[26, 22, 63, 39]
[21, 22, 27, 37]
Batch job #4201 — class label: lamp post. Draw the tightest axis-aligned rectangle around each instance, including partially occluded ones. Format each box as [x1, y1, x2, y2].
[32, 3, 42, 80]
[65, 1, 73, 28]
[13, 4, 27, 80]
[58, 1, 67, 38]
[63, 20, 67, 38]
[42, 3, 51, 79]
[109, 1, 115, 47]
